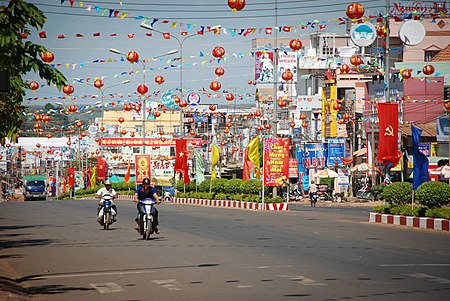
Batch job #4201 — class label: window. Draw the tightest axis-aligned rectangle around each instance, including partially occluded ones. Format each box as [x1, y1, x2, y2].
[424, 50, 440, 62]
[173, 126, 180, 134]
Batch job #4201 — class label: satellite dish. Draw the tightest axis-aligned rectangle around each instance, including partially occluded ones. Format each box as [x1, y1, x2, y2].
[399, 20, 426, 46]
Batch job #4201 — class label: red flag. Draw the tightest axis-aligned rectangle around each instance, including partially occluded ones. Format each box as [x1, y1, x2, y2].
[175, 139, 190, 184]
[97, 157, 107, 180]
[68, 167, 75, 189]
[124, 159, 131, 183]
[93, 32, 101, 37]
[377, 103, 400, 166]
[39, 31, 47, 38]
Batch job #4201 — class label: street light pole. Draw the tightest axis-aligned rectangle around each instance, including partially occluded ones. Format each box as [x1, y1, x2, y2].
[140, 23, 203, 138]
[109, 48, 178, 154]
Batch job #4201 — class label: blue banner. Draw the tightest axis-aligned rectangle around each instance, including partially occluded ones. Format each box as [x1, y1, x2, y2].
[302, 143, 327, 168]
[327, 138, 345, 167]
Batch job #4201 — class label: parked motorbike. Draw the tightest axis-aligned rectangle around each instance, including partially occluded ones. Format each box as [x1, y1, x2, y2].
[138, 198, 157, 240]
[99, 193, 116, 230]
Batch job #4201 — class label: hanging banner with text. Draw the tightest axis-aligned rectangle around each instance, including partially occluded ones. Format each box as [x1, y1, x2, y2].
[327, 138, 345, 167]
[302, 143, 328, 168]
[263, 138, 290, 186]
[135, 154, 151, 185]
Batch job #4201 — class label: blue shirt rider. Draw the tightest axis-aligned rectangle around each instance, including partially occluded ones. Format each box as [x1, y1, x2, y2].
[134, 178, 160, 234]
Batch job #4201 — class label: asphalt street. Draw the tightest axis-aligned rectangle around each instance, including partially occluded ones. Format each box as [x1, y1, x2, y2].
[0, 199, 449, 301]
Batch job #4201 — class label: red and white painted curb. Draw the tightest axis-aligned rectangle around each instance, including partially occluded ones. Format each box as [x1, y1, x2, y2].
[369, 212, 449, 231]
[173, 197, 288, 211]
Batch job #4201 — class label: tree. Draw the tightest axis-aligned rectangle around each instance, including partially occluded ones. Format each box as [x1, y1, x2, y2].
[0, 0, 67, 144]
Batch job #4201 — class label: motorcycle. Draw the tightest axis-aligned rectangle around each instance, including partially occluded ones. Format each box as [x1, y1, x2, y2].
[99, 193, 116, 230]
[138, 198, 157, 240]
[310, 193, 318, 207]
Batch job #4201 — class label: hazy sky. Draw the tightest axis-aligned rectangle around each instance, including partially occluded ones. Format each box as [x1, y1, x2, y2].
[17, 0, 388, 108]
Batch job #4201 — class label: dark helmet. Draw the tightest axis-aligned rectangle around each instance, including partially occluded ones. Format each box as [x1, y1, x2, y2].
[104, 179, 112, 185]
[142, 178, 151, 185]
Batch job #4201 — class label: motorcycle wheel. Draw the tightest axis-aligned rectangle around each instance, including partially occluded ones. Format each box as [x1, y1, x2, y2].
[104, 212, 110, 230]
[144, 216, 153, 240]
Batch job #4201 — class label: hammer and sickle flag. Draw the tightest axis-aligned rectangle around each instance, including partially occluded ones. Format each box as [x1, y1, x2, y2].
[377, 103, 400, 167]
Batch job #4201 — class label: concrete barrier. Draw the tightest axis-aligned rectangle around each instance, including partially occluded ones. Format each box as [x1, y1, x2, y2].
[369, 212, 449, 231]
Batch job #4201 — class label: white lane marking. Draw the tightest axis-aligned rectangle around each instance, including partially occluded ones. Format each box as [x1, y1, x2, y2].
[152, 279, 183, 291]
[407, 273, 450, 284]
[31, 269, 156, 280]
[278, 274, 326, 286]
[380, 263, 450, 267]
[90, 282, 124, 294]
[236, 285, 253, 288]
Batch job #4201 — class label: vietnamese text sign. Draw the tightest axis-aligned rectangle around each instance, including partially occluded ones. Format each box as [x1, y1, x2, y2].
[263, 138, 290, 186]
[135, 155, 151, 184]
[289, 158, 298, 178]
[327, 138, 345, 167]
[302, 143, 327, 168]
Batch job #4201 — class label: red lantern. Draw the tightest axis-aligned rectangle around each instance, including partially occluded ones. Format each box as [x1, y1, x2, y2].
[289, 39, 302, 51]
[42, 115, 50, 122]
[124, 104, 132, 111]
[376, 25, 386, 38]
[247, 80, 253, 85]
[118, 117, 125, 123]
[289, 121, 296, 128]
[173, 95, 180, 104]
[154, 111, 161, 117]
[225, 93, 235, 102]
[302, 122, 308, 128]
[226, 122, 233, 128]
[333, 103, 342, 111]
[38, 131, 43, 137]
[62, 84, 74, 95]
[209, 104, 217, 111]
[155, 75, 165, 85]
[281, 70, 293, 81]
[346, 2, 364, 19]
[188, 117, 195, 123]
[189, 129, 196, 136]
[67, 141, 71, 146]
[100, 126, 105, 132]
[40, 51, 54, 63]
[340, 64, 351, 74]
[254, 110, 262, 117]
[81, 131, 86, 137]
[68, 104, 77, 113]
[224, 129, 230, 134]
[134, 105, 141, 112]
[130, 132, 135, 137]
[300, 113, 307, 120]
[126, 51, 139, 63]
[179, 100, 188, 108]
[137, 84, 148, 95]
[121, 129, 127, 135]
[46, 133, 52, 139]
[264, 123, 271, 130]
[402, 69, 412, 80]
[94, 79, 104, 89]
[29, 81, 39, 91]
[422, 64, 435, 76]
[215, 67, 225, 77]
[350, 55, 363, 66]
[76, 121, 83, 128]
[34, 123, 41, 130]
[212, 46, 225, 58]
[209, 81, 221, 91]
[278, 99, 287, 108]
[36, 143, 41, 148]
[228, 0, 246, 11]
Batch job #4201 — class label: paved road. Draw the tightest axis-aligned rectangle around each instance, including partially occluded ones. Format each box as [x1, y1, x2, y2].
[0, 199, 449, 301]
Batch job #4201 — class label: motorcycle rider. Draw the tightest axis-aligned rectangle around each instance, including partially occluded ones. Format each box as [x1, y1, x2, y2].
[96, 179, 118, 224]
[134, 177, 161, 234]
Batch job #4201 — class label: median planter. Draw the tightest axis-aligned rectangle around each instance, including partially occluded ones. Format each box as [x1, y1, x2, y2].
[173, 197, 288, 211]
[369, 212, 449, 231]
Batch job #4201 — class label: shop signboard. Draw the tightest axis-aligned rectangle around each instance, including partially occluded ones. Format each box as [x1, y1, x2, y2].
[327, 138, 345, 167]
[302, 143, 327, 168]
[263, 138, 290, 186]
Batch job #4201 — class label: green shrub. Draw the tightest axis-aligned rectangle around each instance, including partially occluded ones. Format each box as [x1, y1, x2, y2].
[319, 177, 334, 190]
[416, 181, 450, 208]
[241, 179, 261, 195]
[383, 182, 412, 205]
[211, 178, 228, 194]
[214, 192, 227, 200]
[264, 196, 284, 203]
[425, 207, 450, 219]
[224, 179, 243, 194]
[198, 180, 211, 192]
[373, 205, 391, 214]
[390, 205, 425, 217]
[371, 184, 385, 201]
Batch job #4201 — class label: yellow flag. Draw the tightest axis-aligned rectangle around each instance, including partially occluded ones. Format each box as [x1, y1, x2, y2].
[247, 136, 260, 179]
[211, 144, 220, 167]
[90, 166, 97, 188]
[211, 170, 217, 181]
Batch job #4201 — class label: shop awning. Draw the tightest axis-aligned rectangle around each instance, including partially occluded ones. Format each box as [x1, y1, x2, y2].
[353, 148, 367, 157]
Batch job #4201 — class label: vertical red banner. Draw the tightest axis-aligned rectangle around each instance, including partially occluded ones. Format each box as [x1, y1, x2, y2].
[377, 103, 399, 166]
[68, 167, 75, 189]
[263, 138, 290, 186]
[97, 157, 107, 180]
[135, 154, 151, 185]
